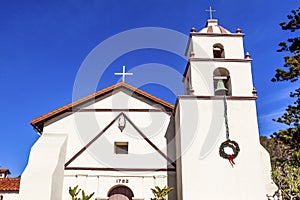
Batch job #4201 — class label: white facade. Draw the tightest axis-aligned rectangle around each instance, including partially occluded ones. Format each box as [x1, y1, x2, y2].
[0, 192, 19, 200]
[19, 18, 277, 200]
[20, 87, 175, 200]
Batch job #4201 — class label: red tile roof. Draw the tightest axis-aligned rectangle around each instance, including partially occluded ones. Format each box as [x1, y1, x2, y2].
[31, 82, 174, 132]
[0, 169, 10, 174]
[0, 177, 20, 191]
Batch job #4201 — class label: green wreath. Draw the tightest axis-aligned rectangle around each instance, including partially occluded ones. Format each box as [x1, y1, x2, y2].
[219, 140, 240, 165]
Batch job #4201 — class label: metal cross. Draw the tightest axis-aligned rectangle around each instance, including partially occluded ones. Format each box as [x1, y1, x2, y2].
[205, 6, 216, 20]
[114, 66, 133, 82]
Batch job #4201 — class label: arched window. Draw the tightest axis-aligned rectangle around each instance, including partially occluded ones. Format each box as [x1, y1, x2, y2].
[213, 43, 225, 58]
[213, 68, 232, 96]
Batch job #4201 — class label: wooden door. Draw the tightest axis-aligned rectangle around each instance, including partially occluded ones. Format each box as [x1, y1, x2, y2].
[109, 194, 129, 200]
[108, 186, 134, 200]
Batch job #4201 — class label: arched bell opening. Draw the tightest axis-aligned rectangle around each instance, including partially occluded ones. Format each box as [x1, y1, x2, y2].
[213, 43, 225, 58]
[213, 67, 232, 96]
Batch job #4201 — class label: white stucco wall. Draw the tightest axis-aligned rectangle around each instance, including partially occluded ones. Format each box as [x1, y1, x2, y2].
[0, 192, 19, 200]
[189, 61, 254, 96]
[33, 91, 173, 200]
[62, 172, 168, 199]
[186, 34, 245, 60]
[191, 35, 245, 59]
[20, 133, 68, 200]
[176, 98, 273, 200]
[260, 145, 278, 197]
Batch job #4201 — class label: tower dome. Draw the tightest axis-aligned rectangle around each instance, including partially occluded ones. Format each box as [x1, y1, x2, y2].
[199, 19, 231, 34]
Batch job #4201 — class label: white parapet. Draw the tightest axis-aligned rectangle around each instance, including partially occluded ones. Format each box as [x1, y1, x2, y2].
[19, 133, 68, 200]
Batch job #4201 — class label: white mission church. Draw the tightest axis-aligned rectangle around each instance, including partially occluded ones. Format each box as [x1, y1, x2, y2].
[18, 17, 278, 200]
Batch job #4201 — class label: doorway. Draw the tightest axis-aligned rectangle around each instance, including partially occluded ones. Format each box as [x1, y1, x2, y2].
[108, 185, 134, 200]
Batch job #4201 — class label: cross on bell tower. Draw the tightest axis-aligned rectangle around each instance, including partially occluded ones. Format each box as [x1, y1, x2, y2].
[205, 6, 216, 19]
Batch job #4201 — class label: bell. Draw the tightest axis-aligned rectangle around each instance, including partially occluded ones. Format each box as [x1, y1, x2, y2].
[215, 79, 228, 95]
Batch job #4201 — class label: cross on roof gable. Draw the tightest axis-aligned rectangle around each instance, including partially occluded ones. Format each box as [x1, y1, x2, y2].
[114, 65, 133, 82]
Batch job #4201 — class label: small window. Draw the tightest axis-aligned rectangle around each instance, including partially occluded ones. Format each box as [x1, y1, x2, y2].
[213, 43, 225, 58]
[114, 142, 128, 154]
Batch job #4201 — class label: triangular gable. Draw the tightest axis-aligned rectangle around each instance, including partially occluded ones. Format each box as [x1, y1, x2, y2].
[64, 112, 176, 170]
[31, 82, 174, 133]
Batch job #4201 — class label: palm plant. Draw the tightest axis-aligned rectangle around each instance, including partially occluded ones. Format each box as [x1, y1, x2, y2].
[69, 185, 94, 200]
[81, 190, 95, 200]
[69, 185, 81, 200]
[151, 185, 173, 200]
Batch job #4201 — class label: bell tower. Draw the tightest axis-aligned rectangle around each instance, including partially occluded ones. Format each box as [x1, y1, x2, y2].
[175, 17, 277, 200]
[183, 19, 254, 96]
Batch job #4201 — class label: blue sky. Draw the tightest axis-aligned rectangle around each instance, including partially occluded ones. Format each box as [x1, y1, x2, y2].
[0, 0, 299, 177]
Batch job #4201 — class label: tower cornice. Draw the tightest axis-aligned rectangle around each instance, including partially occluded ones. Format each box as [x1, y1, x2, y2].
[183, 58, 252, 78]
[189, 32, 245, 37]
[174, 95, 257, 112]
[188, 58, 252, 62]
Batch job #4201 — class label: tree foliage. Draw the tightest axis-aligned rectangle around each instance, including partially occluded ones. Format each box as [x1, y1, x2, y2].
[272, 88, 300, 166]
[261, 136, 300, 200]
[260, 136, 292, 164]
[271, 6, 300, 164]
[272, 164, 300, 200]
[272, 7, 300, 82]
[263, 6, 300, 200]
[271, 7, 300, 149]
